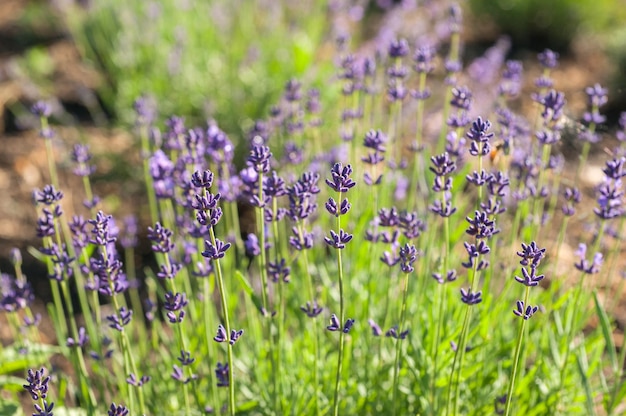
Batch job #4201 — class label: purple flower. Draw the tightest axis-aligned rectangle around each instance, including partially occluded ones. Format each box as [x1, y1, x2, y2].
[177, 350, 195, 366]
[603, 158, 626, 180]
[33, 401, 54, 416]
[126, 373, 150, 387]
[326, 314, 355, 333]
[536, 90, 566, 122]
[149, 150, 175, 199]
[430, 193, 457, 218]
[513, 300, 539, 320]
[202, 238, 231, 260]
[23, 367, 50, 400]
[466, 117, 493, 156]
[326, 163, 356, 193]
[430, 152, 456, 177]
[466, 210, 499, 239]
[363, 130, 387, 153]
[164, 292, 188, 323]
[147, 222, 175, 253]
[289, 227, 314, 251]
[106, 307, 133, 331]
[300, 301, 323, 318]
[594, 178, 624, 220]
[215, 363, 229, 387]
[31, 101, 52, 118]
[268, 258, 290, 283]
[34, 185, 63, 206]
[66, 327, 89, 348]
[88, 211, 116, 246]
[538, 49, 559, 69]
[325, 197, 351, 217]
[133, 96, 156, 125]
[214, 324, 228, 343]
[1, 273, 34, 312]
[190, 170, 214, 189]
[244, 233, 261, 257]
[71, 144, 96, 177]
[385, 325, 409, 340]
[388, 38, 410, 58]
[89, 255, 128, 296]
[324, 229, 353, 249]
[172, 365, 197, 384]
[284, 78, 302, 102]
[574, 244, 603, 274]
[460, 288, 482, 305]
[450, 86, 472, 110]
[413, 44, 436, 74]
[499, 60, 523, 97]
[343, 318, 355, 333]
[247, 145, 272, 174]
[514, 266, 545, 287]
[229, 328, 244, 345]
[516, 242, 546, 267]
[399, 243, 418, 273]
[108, 403, 129, 416]
[562, 187, 581, 216]
[368, 319, 383, 336]
[326, 313, 340, 331]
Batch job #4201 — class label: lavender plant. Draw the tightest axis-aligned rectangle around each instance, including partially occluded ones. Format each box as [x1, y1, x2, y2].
[4, 3, 626, 416]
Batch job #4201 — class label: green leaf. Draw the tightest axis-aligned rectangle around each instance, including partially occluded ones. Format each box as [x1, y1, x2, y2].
[592, 290, 618, 372]
[0, 344, 61, 374]
[236, 270, 264, 312]
[0, 399, 21, 416]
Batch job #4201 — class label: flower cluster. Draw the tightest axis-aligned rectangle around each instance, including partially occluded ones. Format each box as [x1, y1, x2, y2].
[512, 242, 546, 319]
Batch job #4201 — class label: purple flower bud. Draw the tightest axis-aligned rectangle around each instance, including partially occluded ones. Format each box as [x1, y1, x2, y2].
[388, 38, 410, 58]
[214, 324, 228, 343]
[300, 301, 323, 318]
[229, 329, 244, 345]
[191, 170, 214, 189]
[368, 319, 383, 336]
[34, 185, 63, 206]
[326, 163, 356, 193]
[147, 222, 175, 253]
[23, 367, 50, 400]
[460, 288, 482, 305]
[215, 363, 229, 387]
[324, 229, 353, 249]
[31, 101, 52, 118]
[247, 145, 272, 174]
[513, 300, 539, 320]
[202, 238, 231, 260]
[108, 403, 129, 416]
[106, 307, 132, 331]
[177, 350, 195, 366]
[538, 49, 559, 69]
[326, 313, 341, 331]
[66, 327, 89, 348]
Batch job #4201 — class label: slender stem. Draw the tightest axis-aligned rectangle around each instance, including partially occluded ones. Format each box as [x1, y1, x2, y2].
[208, 223, 236, 416]
[504, 286, 531, 416]
[392, 269, 411, 415]
[332, 191, 346, 416]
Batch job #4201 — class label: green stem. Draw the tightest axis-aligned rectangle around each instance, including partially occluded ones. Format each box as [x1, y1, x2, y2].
[208, 222, 236, 416]
[392, 269, 411, 415]
[504, 286, 531, 416]
[332, 192, 347, 416]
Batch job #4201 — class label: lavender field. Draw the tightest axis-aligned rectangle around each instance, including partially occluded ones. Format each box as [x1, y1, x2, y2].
[2, 1, 626, 415]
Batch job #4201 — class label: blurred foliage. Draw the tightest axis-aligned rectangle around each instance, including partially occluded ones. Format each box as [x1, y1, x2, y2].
[61, 0, 331, 135]
[468, 0, 626, 51]
[606, 26, 626, 109]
